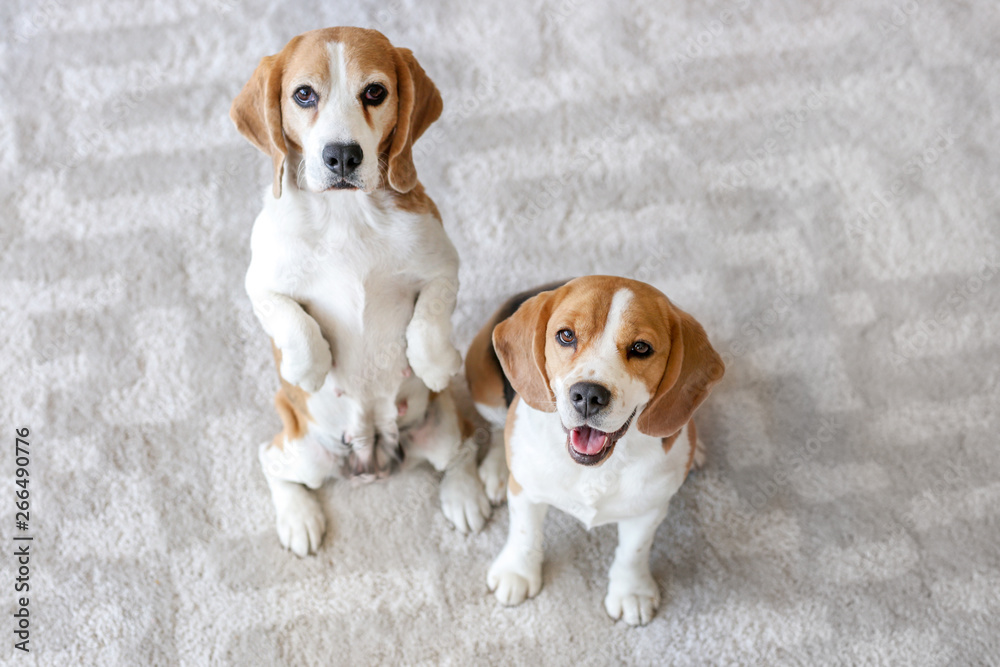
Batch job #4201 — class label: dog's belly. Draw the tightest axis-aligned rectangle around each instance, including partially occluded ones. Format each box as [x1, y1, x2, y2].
[300, 267, 419, 395]
[305, 374, 431, 439]
[296, 265, 429, 445]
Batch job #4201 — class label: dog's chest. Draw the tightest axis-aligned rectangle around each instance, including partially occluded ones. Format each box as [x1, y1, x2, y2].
[249, 191, 438, 403]
[509, 404, 688, 528]
[254, 193, 427, 330]
[270, 209, 418, 304]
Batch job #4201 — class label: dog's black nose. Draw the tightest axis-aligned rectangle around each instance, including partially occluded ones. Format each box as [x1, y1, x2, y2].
[569, 382, 611, 418]
[322, 142, 363, 177]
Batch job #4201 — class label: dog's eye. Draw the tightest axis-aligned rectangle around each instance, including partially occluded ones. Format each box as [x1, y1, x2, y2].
[293, 86, 317, 107]
[556, 329, 576, 346]
[629, 341, 652, 357]
[362, 83, 387, 106]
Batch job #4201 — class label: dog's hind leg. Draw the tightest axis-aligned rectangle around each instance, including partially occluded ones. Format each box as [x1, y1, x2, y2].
[259, 440, 329, 556]
[405, 390, 491, 533]
[473, 403, 509, 506]
[258, 388, 337, 556]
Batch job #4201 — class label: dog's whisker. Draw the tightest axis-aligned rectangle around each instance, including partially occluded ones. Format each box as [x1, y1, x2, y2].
[295, 159, 308, 189]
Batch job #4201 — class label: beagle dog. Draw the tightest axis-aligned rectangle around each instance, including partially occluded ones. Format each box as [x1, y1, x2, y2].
[466, 276, 725, 625]
[231, 27, 490, 556]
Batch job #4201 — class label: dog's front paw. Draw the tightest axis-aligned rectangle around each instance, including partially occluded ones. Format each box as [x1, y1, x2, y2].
[604, 575, 660, 626]
[280, 342, 332, 393]
[405, 319, 461, 391]
[487, 554, 542, 606]
[274, 485, 326, 557]
[478, 447, 509, 505]
[439, 466, 491, 533]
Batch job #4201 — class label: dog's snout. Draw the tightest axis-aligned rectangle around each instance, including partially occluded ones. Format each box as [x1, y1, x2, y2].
[569, 382, 611, 419]
[322, 142, 363, 177]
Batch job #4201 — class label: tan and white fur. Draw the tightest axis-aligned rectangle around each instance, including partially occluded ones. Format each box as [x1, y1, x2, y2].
[231, 27, 490, 557]
[466, 276, 724, 625]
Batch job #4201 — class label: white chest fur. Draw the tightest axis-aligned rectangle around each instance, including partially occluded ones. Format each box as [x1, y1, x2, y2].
[507, 399, 690, 528]
[246, 185, 454, 396]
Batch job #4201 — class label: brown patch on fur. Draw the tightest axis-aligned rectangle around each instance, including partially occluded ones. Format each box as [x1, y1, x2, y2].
[466, 313, 507, 411]
[458, 412, 475, 441]
[507, 472, 522, 496]
[385, 47, 442, 192]
[685, 421, 698, 476]
[269, 341, 314, 450]
[492, 290, 561, 412]
[389, 182, 441, 219]
[469, 282, 571, 412]
[661, 430, 681, 456]
[504, 396, 522, 495]
[636, 300, 725, 439]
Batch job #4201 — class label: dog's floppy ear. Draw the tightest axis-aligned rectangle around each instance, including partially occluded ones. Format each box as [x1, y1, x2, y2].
[492, 290, 559, 412]
[637, 304, 725, 438]
[230, 50, 290, 198]
[388, 48, 443, 193]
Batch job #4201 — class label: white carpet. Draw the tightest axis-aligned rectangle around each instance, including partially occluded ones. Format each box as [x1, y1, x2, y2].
[2, 0, 999, 664]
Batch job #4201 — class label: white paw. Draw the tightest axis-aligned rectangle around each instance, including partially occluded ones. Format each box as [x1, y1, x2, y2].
[280, 342, 332, 393]
[274, 486, 326, 557]
[478, 453, 508, 505]
[406, 320, 461, 391]
[604, 576, 660, 626]
[487, 554, 542, 606]
[439, 467, 491, 533]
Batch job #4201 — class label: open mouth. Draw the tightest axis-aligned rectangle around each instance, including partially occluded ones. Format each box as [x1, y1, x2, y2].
[565, 409, 636, 466]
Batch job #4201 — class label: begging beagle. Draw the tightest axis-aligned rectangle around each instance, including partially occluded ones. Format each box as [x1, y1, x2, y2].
[466, 277, 724, 625]
[231, 27, 490, 556]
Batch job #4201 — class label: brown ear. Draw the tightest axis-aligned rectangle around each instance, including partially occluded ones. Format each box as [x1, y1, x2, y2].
[491, 291, 559, 412]
[230, 52, 289, 198]
[637, 305, 725, 438]
[388, 48, 443, 193]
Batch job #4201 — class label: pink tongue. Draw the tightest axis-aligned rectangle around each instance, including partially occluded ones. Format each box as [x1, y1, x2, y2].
[571, 426, 609, 455]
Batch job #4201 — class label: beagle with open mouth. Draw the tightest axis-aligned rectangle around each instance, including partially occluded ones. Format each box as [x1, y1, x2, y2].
[231, 27, 490, 556]
[466, 276, 725, 625]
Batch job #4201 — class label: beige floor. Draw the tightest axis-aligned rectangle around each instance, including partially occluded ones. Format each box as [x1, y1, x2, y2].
[2, 0, 999, 664]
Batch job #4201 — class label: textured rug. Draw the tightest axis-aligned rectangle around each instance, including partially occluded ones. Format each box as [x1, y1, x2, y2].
[2, 0, 999, 664]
